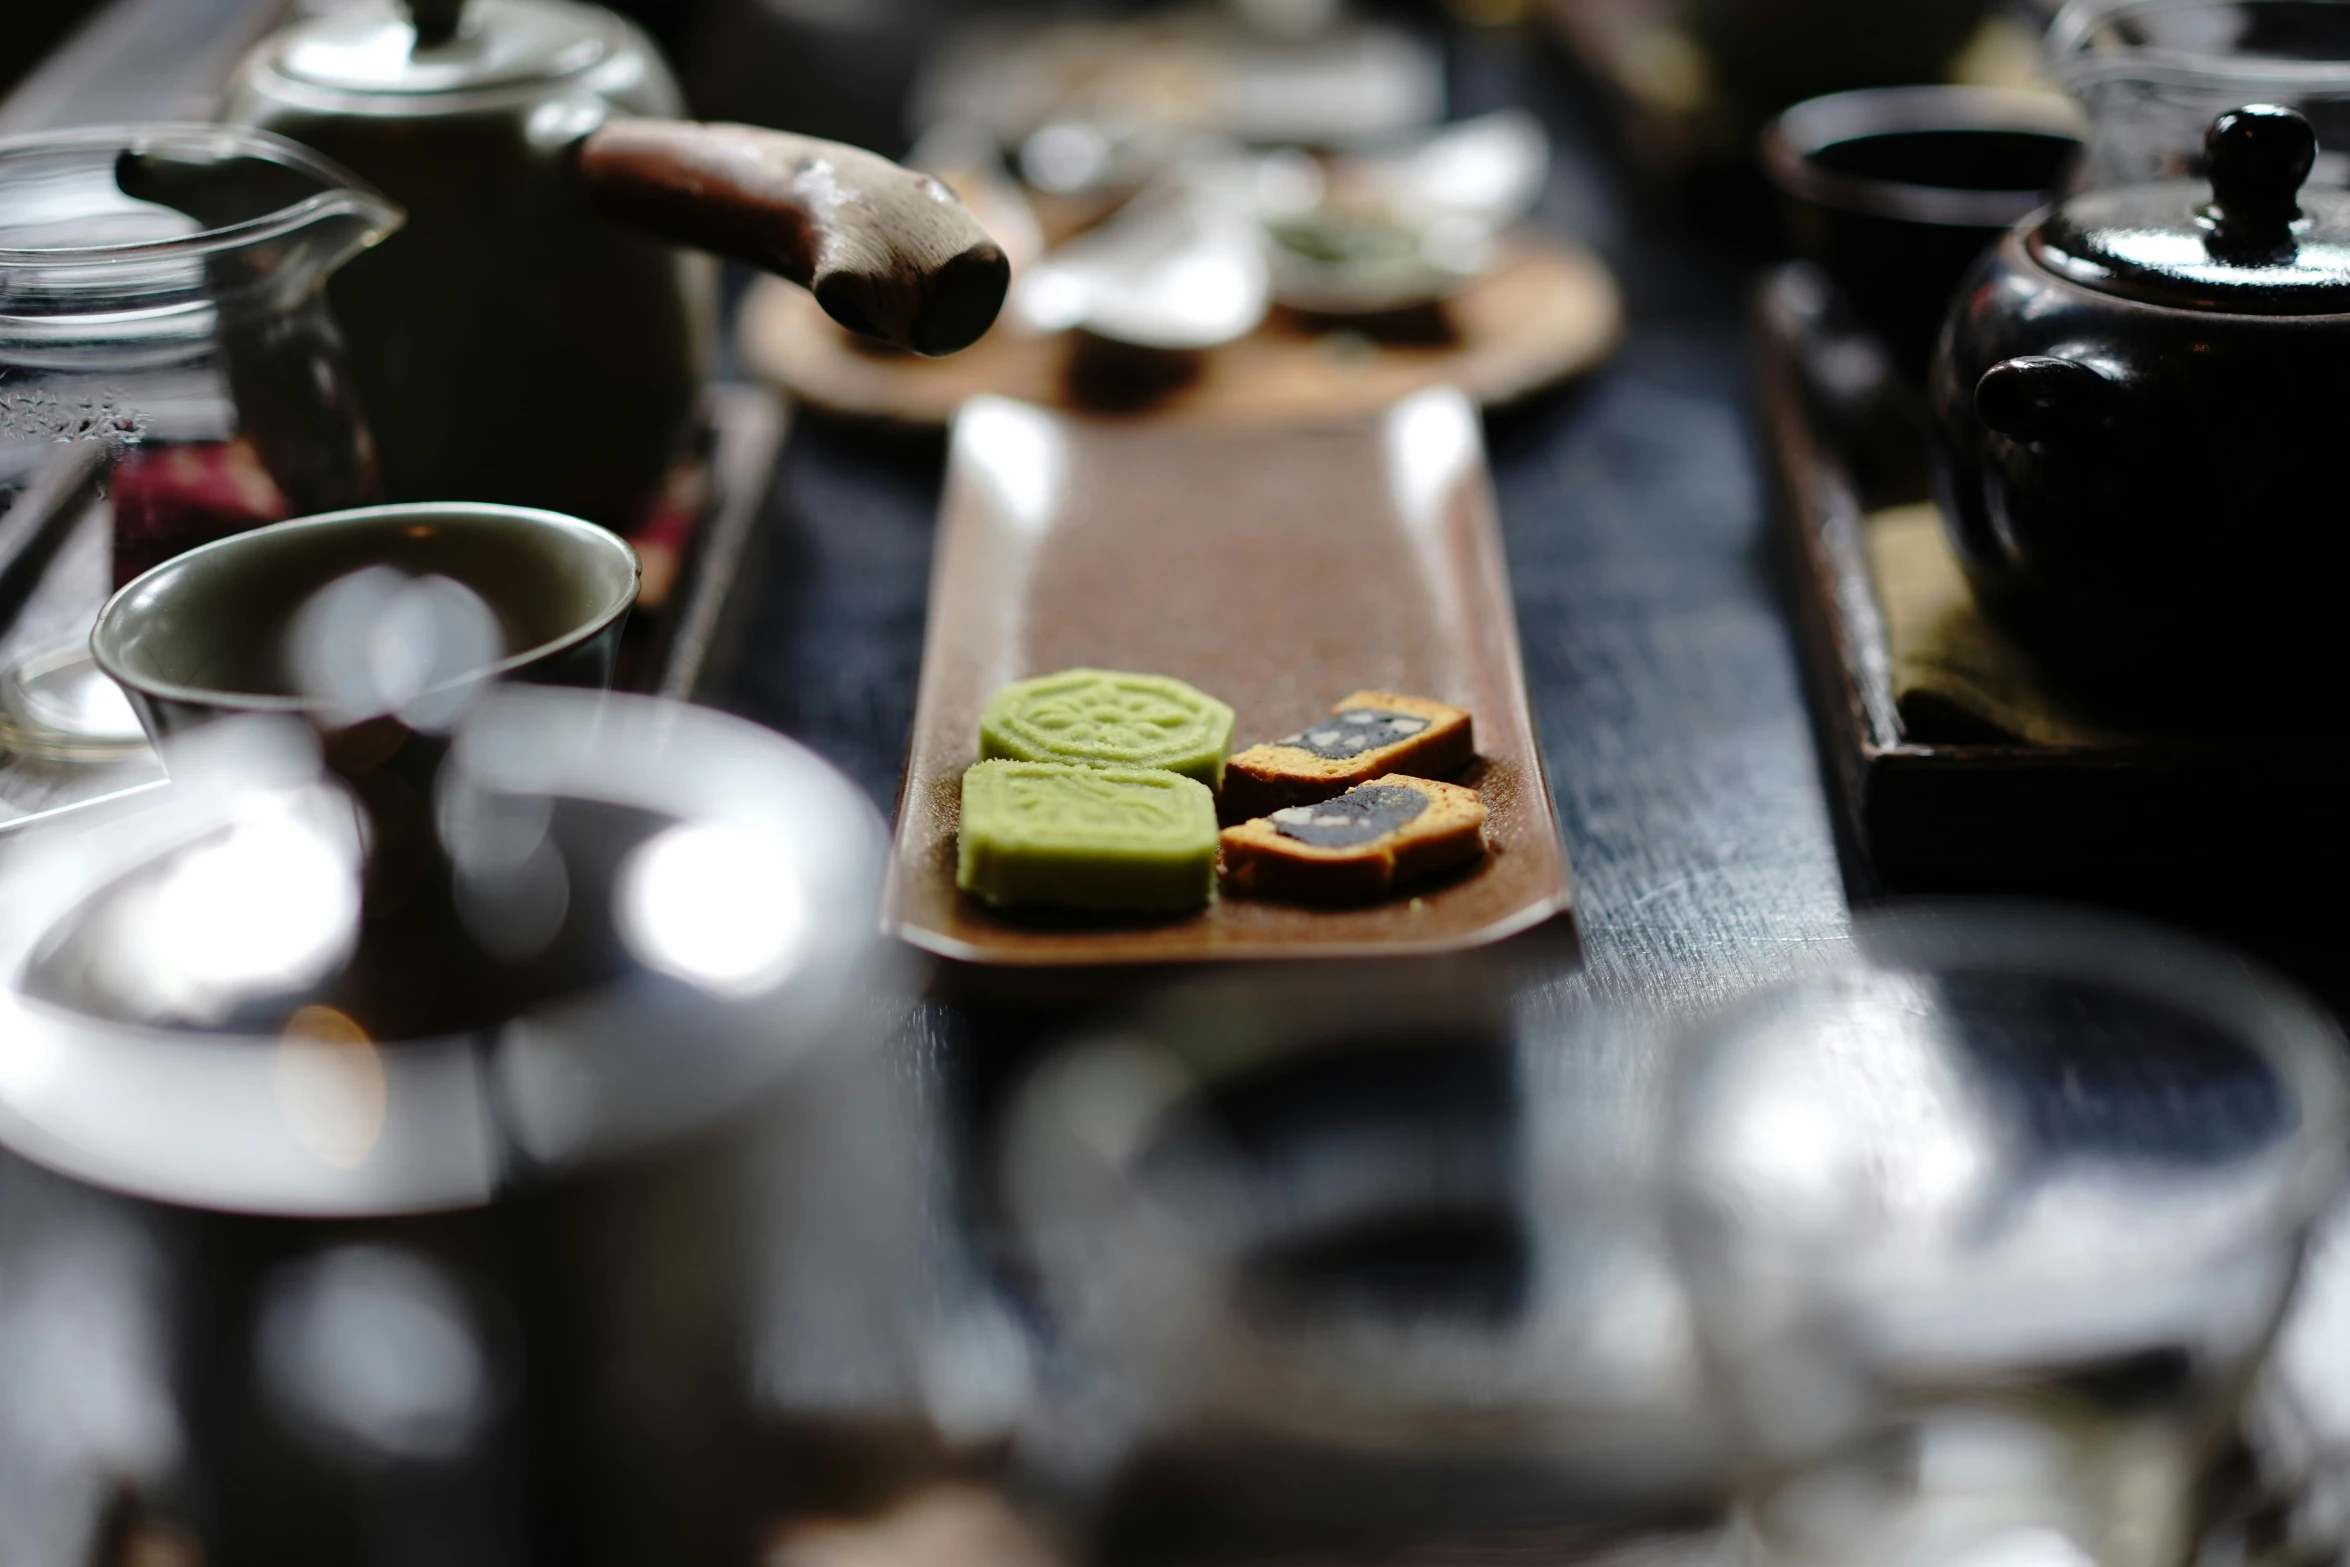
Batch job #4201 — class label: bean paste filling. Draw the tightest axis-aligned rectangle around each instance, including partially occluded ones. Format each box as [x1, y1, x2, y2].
[1270, 784, 1430, 849]
[1272, 708, 1430, 762]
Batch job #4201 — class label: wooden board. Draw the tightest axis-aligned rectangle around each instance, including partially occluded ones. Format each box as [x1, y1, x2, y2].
[885, 390, 1576, 966]
[1756, 264, 2349, 970]
[741, 236, 1623, 427]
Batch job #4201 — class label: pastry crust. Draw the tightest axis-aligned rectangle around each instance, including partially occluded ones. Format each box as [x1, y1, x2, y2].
[1220, 774, 1487, 905]
[1221, 691, 1473, 821]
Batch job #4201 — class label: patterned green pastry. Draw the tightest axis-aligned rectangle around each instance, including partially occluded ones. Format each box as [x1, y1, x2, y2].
[958, 760, 1219, 912]
[979, 668, 1236, 789]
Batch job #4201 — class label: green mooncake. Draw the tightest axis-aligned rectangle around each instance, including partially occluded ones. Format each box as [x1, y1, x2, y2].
[957, 760, 1219, 912]
[979, 668, 1235, 789]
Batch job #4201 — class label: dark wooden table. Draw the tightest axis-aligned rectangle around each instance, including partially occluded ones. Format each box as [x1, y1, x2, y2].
[2, 0, 1859, 994]
[0, 8, 1913, 1564]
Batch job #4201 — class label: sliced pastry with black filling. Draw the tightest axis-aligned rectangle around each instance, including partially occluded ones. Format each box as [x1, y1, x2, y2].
[1221, 690, 1474, 821]
[1220, 774, 1488, 905]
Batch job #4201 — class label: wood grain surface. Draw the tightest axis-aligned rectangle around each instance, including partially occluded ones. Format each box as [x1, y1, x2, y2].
[739, 235, 1623, 426]
[885, 391, 1575, 964]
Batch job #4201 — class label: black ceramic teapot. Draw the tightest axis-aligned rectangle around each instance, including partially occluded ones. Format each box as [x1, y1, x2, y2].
[1930, 103, 2350, 709]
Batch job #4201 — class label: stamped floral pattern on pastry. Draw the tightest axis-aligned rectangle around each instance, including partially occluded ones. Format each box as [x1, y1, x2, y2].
[980, 668, 1235, 787]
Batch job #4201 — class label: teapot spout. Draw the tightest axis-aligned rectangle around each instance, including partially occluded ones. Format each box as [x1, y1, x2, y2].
[274, 189, 406, 294]
[110, 129, 404, 307]
[577, 120, 1007, 355]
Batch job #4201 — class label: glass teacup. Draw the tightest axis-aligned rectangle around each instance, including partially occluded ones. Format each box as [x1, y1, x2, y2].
[1001, 965, 1730, 1561]
[1667, 908, 2350, 1567]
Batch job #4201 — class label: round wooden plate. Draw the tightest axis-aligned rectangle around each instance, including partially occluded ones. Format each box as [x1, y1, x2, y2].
[737, 234, 1625, 425]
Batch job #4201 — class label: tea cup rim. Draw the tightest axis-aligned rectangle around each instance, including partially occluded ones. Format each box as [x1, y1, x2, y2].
[90, 499, 641, 718]
[1763, 84, 2088, 229]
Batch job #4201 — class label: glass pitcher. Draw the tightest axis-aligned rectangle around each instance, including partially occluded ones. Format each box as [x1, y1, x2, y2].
[2049, 0, 2350, 189]
[0, 123, 400, 761]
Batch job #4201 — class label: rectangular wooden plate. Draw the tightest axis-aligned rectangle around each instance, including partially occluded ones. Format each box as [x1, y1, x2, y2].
[886, 390, 1576, 966]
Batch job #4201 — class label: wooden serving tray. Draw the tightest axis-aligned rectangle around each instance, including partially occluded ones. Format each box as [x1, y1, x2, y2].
[1757, 265, 2347, 960]
[740, 236, 1623, 427]
[885, 391, 1576, 966]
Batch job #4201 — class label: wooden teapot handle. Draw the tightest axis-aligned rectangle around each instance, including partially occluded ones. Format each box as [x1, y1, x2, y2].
[577, 121, 1010, 356]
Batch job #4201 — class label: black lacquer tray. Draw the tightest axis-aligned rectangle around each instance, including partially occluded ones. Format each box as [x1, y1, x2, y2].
[1757, 264, 2350, 979]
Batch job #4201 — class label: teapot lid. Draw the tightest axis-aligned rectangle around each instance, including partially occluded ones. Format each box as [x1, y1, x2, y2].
[2032, 104, 2350, 315]
[268, 0, 627, 97]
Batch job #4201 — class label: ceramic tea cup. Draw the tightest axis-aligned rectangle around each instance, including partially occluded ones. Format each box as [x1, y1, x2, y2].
[91, 501, 640, 745]
[1765, 85, 2085, 377]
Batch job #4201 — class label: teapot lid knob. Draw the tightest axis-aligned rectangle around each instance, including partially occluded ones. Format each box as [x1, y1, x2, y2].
[401, 0, 468, 48]
[2205, 104, 2315, 259]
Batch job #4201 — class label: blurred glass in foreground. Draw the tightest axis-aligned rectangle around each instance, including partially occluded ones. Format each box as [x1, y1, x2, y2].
[0, 593, 930, 1563]
[0, 677, 894, 1212]
[1667, 907, 2350, 1567]
[1001, 962, 1729, 1564]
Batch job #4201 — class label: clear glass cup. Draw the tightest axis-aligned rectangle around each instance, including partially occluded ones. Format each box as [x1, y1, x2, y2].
[1000, 964, 1730, 1561]
[1666, 907, 2350, 1567]
[0, 123, 398, 761]
[0, 686, 913, 1562]
[2049, 0, 2350, 187]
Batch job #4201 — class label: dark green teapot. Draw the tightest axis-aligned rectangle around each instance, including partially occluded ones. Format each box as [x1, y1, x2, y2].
[223, 0, 1007, 530]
